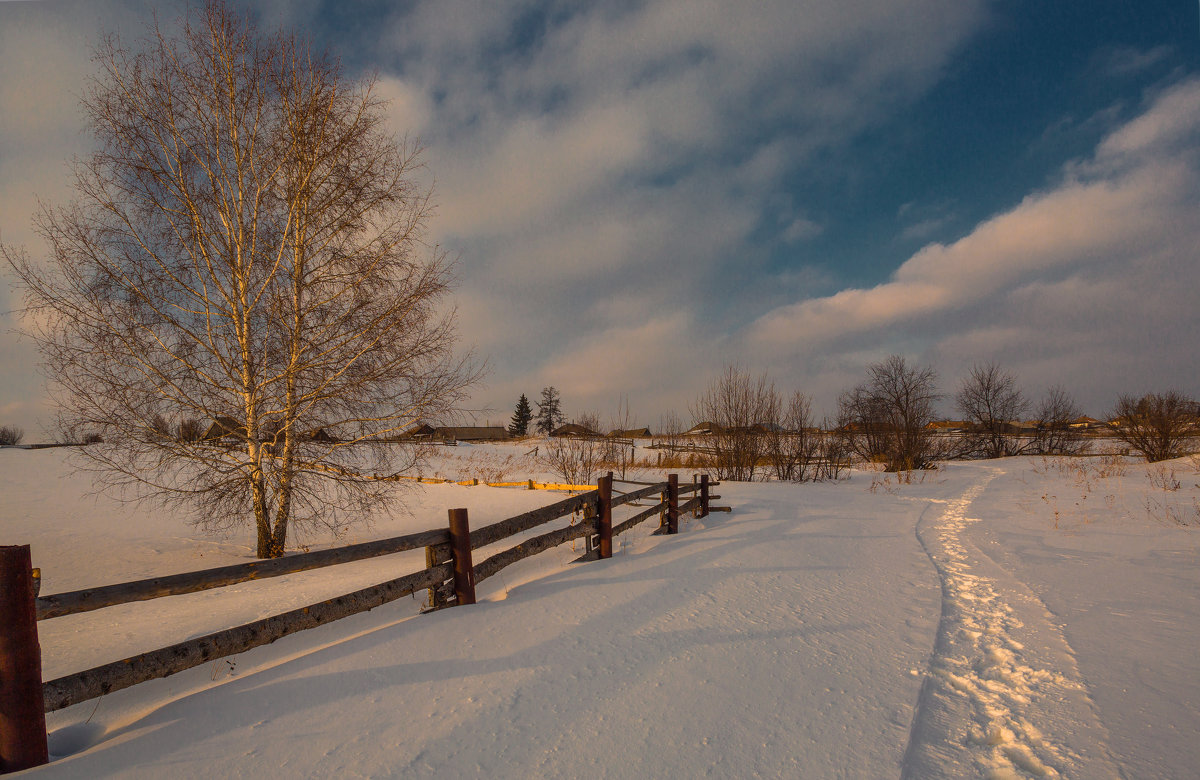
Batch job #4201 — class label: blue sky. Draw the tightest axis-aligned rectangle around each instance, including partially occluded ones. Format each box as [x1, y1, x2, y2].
[2, 0, 1199, 435]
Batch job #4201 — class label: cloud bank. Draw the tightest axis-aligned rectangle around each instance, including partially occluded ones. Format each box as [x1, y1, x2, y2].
[2, 1, 1195, 434]
[744, 78, 1200, 414]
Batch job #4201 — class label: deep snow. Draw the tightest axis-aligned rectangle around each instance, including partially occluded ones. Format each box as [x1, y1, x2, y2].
[3, 446, 1199, 778]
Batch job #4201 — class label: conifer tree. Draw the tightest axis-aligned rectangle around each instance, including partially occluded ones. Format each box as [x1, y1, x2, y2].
[508, 394, 533, 436]
[535, 387, 566, 435]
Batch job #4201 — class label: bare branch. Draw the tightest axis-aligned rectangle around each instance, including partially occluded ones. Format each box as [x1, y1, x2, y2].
[2, 1, 478, 558]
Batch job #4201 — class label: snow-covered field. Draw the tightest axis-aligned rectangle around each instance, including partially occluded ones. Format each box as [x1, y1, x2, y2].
[4, 446, 1199, 778]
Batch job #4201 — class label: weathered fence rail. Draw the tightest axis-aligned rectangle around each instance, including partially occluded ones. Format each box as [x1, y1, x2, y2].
[35, 528, 452, 621]
[40, 565, 451, 713]
[0, 472, 716, 774]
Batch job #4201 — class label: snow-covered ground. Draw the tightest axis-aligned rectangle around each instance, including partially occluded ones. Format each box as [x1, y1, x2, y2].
[3, 446, 1199, 778]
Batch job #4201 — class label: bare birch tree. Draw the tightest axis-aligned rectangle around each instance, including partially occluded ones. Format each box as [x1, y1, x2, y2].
[3, 2, 477, 557]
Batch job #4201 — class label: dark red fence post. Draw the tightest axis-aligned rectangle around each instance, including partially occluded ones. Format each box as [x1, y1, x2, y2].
[667, 474, 679, 534]
[597, 473, 613, 559]
[0, 545, 49, 774]
[447, 509, 476, 606]
[700, 474, 710, 518]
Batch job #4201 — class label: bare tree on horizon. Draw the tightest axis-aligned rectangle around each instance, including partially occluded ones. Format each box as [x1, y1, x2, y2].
[1110, 391, 1200, 462]
[837, 355, 943, 472]
[1031, 386, 1086, 456]
[693, 365, 775, 481]
[956, 362, 1030, 458]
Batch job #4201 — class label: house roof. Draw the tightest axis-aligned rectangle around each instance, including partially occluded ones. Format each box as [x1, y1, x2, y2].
[608, 427, 652, 438]
[433, 426, 510, 441]
[926, 420, 970, 430]
[684, 422, 778, 435]
[202, 416, 245, 441]
[551, 423, 599, 437]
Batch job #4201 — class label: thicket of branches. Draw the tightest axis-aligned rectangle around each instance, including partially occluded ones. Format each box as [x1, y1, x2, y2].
[3, 2, 476, 558]
[539, 412, 605, 485]
[692, 366, 775, 481]
[956, 363, 1029, 458]
[1111, 392, 1200, 462]
[606, 395, 639, 480]
[0, 425, 25, 445]
[689, 366, 845, 482]
[1030, 386, 1085, 456]
[837, 355, 945, 471]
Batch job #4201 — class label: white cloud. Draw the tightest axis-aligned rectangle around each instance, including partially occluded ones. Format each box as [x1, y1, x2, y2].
[0, 0, 1054, 431]
[381, 0, 991, 419]
[1095, 78, 1200, 161]
[742, 78, 1200, 415]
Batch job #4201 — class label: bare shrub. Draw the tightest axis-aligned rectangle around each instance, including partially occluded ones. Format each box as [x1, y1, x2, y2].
[541, 413, 606, 486]
[1031, 386, 1085, 456]
[837, 355, 943, 471]
[1111, 392, 1200, 462]
[0, 425, 24, 445]
[1147, 463, 1181, 492]
[693, 365, 775, 481]
[606, 395, 640, 480]
[150, 414, 172, 440]
[767, 391, 821, 481]
[462, 451, 519, 483]
[814, 426, 851, 481]
[648, 411, 690, 469]
[955, 362, 1029, 458]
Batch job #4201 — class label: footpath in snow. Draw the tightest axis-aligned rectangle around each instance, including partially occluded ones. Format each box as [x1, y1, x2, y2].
[905, 468, 1120, 778]
[4, 449, 1199, 777]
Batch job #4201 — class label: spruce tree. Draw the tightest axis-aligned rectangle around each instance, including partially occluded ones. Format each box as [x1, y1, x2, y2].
[535, 386, 565, 435]
[508, 393, 533, 436]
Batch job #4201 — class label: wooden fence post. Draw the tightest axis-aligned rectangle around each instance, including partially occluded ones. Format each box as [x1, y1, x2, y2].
[597, 472, 613, 559]
[667, 473, 679, 534]
[0, 545, 49, 774]
[582, 501, 596, 556]
[425, 545, 446, 610]
[447, 509, 476, 606]
[700, 474, 710, 518]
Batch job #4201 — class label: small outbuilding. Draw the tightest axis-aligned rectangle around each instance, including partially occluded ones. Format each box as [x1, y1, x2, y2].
[608, 427, 652, 439]
[432, 426, 511, 443]
[202, 416, 246, 442]
[551, 423, 600, 438]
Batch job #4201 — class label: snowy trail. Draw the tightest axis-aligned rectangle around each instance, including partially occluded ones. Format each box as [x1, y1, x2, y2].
[11, 449, 1200, 777]
[32, 480, 942, 779]
[903, 469, 1122, 779]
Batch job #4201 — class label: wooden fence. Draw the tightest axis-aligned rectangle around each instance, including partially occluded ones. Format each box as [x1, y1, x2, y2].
[0, 473, 718, 774]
